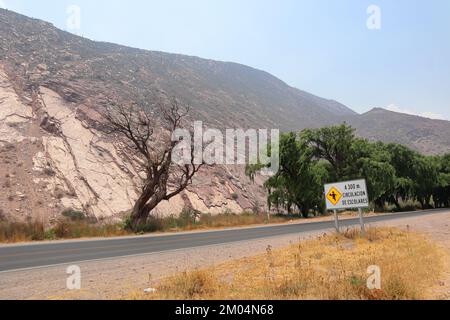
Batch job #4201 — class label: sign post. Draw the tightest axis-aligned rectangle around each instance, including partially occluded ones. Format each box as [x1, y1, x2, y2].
[358, 208, 366, 236]
[333, 210, 339, 233]
[324, 179, 370, 236]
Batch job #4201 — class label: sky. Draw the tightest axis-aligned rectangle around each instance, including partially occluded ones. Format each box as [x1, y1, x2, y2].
[1, 0, 449, 120]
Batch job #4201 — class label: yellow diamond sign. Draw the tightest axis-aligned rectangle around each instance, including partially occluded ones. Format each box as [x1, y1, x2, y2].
[327, 187, 342, 206]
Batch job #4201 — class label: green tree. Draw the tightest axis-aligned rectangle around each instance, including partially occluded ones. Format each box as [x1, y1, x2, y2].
[433, 154, 450, 208]
[248, 133, 328, 218]
[350, 140, 396, 210]
[300, 124, 355, 181]
[301, 126, 396, 210]
[385, 144, 418, 209]
[248, 124, 448, 216]
[411, 155, 439, 209]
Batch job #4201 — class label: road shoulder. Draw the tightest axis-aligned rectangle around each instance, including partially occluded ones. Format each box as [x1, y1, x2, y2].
[0, 210, 449, 300]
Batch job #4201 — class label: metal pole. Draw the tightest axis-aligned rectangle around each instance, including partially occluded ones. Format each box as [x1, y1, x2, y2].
[358, 208, 366, 236]
[334, 210, 340, 233]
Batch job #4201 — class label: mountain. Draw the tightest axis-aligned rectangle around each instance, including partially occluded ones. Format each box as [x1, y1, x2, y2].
[350, 108, 450, 155]
[0, 9, 449, 223]
[1, 9, 448, 152]
[0, 9, 355, 132]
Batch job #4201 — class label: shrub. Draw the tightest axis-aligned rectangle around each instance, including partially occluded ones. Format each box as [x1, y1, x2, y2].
[159, 270, 220, 299]
[0, 221, 46, 242]
[179, 208, 202, 227]
[43, 167, 56, 176]
[53, 220, 127, 239]
[62, 209, 86, 221]
[53, 220, 72, 238]
[134, 216, 165, 233]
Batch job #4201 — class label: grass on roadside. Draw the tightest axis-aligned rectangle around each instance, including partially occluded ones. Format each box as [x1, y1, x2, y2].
[0, 220, 128, 243]
[130, 227, 447, 300]
[0, 210, 300, 243]
[133, 210, 299, 234]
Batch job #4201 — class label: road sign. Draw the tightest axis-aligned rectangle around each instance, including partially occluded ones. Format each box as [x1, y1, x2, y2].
[326, 187, 342, 206]
[324, 179, 369, 236]
[324, 179, 369, 211]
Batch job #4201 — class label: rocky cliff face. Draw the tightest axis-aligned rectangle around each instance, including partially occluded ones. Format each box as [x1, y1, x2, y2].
[0, 68, 267, 223]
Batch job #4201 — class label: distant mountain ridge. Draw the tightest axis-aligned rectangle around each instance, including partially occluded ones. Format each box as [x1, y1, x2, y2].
[349, 108, 450, 155]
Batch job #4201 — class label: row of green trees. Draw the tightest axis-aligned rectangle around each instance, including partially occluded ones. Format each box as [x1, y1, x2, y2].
[246, 124, 450, 217]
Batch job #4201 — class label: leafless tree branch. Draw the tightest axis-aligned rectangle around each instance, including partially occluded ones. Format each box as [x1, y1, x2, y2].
[102, 97, 204, 230]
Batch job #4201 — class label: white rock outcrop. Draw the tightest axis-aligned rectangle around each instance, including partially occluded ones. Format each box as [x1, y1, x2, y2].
[0, 68, 267, 223]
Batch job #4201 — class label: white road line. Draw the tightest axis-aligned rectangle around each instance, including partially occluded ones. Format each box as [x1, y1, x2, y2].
[0, 229, 329, 274]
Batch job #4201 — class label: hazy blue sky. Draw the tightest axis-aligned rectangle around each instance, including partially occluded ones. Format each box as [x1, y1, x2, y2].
[2, 0, 449, 119]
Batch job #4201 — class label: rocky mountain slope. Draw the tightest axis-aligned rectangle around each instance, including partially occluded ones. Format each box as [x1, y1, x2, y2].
[0, 69, 266, 223]
[0, 9, 449, 223]
[350, 108, 450, 155]
[0, 9, 355, 132]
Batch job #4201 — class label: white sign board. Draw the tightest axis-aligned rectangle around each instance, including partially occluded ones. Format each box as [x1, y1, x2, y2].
[324, 179, 369, 210]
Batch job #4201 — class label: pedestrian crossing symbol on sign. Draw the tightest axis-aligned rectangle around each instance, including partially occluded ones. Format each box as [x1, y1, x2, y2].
[327, 187, 342, 206]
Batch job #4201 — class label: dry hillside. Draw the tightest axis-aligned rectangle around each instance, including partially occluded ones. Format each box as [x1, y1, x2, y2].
[0, 9, 449, 223]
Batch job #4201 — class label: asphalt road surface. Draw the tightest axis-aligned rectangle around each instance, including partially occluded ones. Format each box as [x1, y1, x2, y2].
[0, 209, 447, 272]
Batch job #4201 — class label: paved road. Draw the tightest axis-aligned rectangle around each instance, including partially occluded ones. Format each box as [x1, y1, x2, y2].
[0, 209, 447, 272]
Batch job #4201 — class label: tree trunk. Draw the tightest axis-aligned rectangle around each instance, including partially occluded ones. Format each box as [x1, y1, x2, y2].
[418, 198, 425, 210]
[298, 203, 309, 218]
[392, 197, 401, 210]
[129, 179, 170, 231]
[128, 181, 158, 230]
[129, 196, 151, 230]
[129, 197, 163, 230]
[426, 196, 433, 209]
[301, 209, 309, 219]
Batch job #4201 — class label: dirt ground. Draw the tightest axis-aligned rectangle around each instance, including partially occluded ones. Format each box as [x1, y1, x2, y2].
[0, 211, 449, 300]
[375, 212, 450, 300]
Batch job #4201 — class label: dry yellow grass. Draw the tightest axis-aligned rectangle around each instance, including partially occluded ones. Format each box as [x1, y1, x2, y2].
[0, 214, 298, 243]
[129, 228, 447, 300]
[0, 221, 129, 243]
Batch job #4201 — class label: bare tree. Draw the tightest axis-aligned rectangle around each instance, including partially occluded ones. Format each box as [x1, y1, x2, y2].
[103, 98, 203, 230]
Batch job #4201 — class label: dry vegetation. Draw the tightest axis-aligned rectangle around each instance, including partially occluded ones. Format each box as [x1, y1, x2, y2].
[0, 211, 299, 243]
[0, 220, 128, 243]
[137, 211, 298, 233]
[129, 228, 447, 300]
